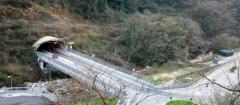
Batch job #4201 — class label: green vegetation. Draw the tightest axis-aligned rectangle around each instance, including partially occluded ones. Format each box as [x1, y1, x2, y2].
[33, 0, 185, 21]
[0, 67, 36, 87]
[144, 76, 164, 85]
[213, 92, 240, 105]
[121, 13, 192, 66]
[177, 74, 196, 84]
[72, 98, 117, 105]
[143, 61, 191, 85]
[176, 66, 215, 84]
[6, 0, 32, 8]
[1, 0, 240, 104]
[0, 19, 41, 66]
[166, 100, 197, 105]
[0, 19, 40, 86]
[143, 59, 216, 85]
[1, 0, 240, 88]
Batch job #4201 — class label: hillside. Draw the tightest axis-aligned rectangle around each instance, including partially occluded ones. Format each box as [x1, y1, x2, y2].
[0, 0, 240, 87]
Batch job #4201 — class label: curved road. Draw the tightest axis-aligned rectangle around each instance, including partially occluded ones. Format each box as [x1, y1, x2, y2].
[37, 50, 240, 105]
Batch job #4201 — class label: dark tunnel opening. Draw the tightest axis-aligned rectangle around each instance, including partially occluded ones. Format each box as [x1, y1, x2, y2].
[37, 41, 65, 52]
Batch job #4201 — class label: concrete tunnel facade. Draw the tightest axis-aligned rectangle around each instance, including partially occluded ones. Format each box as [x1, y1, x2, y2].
[33, 36, 66, 52]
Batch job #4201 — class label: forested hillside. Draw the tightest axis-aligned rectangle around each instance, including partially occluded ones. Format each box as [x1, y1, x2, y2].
[0, 0, 240, 86]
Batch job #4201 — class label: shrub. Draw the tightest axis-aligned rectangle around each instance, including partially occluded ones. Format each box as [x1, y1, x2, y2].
[210, 33, 240, 49]
[232, 0, 240, 24]
[18, 48, 37, 65]
[33, 0, 186, 22]
[189, 1, 238, 37]
[6, 0, 32, 8]
[166, 100, 197, 105]
[210, 92, 240, 105]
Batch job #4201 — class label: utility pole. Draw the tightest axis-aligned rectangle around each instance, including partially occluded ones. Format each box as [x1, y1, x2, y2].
[7, 76, 12, 96]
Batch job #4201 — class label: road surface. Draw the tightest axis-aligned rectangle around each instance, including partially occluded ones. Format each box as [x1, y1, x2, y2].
[0, 96, 53, 105]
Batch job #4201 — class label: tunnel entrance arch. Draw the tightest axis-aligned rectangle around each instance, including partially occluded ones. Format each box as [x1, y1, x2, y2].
[33, 36, 66, 52]
[33, 36, 67, 73]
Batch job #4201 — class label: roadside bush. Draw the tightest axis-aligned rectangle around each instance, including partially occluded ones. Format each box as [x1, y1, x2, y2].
[166, 100, 197, 105]
[209, 92, 240, 105]
[0, 19, 40, 86]
[0, 20, 37, 65]
[18, 48, 37, 65]
[0, 68, 32, 87]
[6, 0, 32, 8]
[210, 33, 240, 49]
[233, 0, 240, 24]
[189, 1, 237, 37]
[33, 0, 186, 22]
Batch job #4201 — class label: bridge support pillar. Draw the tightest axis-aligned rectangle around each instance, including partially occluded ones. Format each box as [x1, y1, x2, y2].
[38, 59, 50, 73]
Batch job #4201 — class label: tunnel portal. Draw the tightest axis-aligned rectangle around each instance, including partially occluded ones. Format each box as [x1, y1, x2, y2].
[33, 36, 66, 52]
[33, 36, 67, 73]
[36, 41, 64, 52]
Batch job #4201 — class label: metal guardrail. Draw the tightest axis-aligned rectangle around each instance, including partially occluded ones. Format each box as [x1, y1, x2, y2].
[69, 50, 154, 87]
[171, 58, 236, 89]
[71, 50, 141, 78]
[0, 86, 57, 102]
[0, 87, 30, 93]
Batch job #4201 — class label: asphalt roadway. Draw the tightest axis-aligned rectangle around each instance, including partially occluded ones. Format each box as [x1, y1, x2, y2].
[0, 96, 54, 105]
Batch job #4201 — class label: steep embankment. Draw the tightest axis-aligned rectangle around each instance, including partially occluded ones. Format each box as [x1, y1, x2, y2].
[0, 1, 105, 86]
[0, 2, 57, 86]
